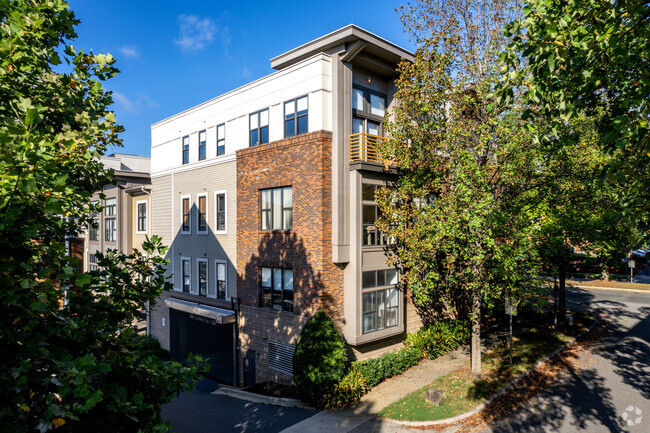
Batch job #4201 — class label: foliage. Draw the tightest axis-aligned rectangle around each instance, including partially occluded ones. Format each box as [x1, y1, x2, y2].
[0, 2, 199, 432]
[135, 334, 172, 360]
[293, 310, 349, 408]
[355, 346, 423, 389]
[378, 0, 543, 375]
[404, 320, 469, 359]
[499, 0, 650, 208]
[322, 364, 370, 409]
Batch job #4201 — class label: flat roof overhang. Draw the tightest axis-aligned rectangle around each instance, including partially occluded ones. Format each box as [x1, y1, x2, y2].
[165, 298, 236, 325]
[270, 24, 414, 71]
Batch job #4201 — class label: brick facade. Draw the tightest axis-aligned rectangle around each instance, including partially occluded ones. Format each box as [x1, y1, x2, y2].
[236, 130, 344, 384]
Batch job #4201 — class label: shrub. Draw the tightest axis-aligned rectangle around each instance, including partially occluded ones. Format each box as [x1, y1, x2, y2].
[293, 310, 349, 408]
[134, 334, 170, 359]
[404, 320, 469, 359]
[322, 364, 370, 409]
[356, 346, 422, 388]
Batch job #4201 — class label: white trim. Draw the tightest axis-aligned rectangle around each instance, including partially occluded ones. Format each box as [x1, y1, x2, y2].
[197, 257, 208, 297]
[214, 259, 228, 300]
[196, 192, 208, 235]
[180, 256, 191, 293]
[151, 153, 236, 179]
[214, 190, 228, 234]
[135, 199, 148, 234]
[180, 195, 192, 234]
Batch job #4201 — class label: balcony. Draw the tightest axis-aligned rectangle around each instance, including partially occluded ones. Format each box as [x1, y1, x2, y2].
[349, 133, 392, 171]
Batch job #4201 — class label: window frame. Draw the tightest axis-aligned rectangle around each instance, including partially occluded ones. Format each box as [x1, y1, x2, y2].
[104, 197, 116, 216]
[352, 85, 387, 136]
[198, 130, 207, 161]
[88, 200, 99, 242]
[284, 95, 309, 138]
[249, 108, 269, 147]
[215, 259, 227, 300]
[104, 217, 117, 242]
[260, 186, 292, 231]
[216, 123, 226, 156]
[197, 258, 208, 297]
[136, 200, 147, 234]
[361, 183, 387, 247]
[214, 190, 227, 234]
[260, 267, 294, 313]
[181, 195, 191, 234]
[182, 135, 190, 165]
[361, 268, 400, 334]
[181, 256, 191, 293]
[88, 253, 98, 271]
[196, 193, 208, 234]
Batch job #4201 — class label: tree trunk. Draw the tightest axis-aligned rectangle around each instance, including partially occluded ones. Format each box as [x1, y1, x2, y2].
[470, 286, 481, 377]
[558, 262, 566, 325]
[601, 266, 610, 281]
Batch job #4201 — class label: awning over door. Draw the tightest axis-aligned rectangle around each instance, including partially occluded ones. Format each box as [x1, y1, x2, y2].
[165, 298, 236, 324]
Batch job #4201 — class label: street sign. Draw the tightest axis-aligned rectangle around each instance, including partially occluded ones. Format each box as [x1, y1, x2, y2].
[629, 260, 636, 269]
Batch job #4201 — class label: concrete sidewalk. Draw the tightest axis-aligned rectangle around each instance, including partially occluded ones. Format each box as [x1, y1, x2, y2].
[280, 348, 468, 433]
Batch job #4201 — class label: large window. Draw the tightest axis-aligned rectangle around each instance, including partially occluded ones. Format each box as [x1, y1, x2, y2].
[181, 257, 191, 293]
[88, 253, 98, 271]
[261, 267, 293, 312]
[362, 183, 386, 246]
[136, 201, 147, 233]
[181, 196, 191, 233]
[249, 109, 269, 147]
[197, 193, 207, 233]
[198, 130, 206, 161]
[197, 258, 208, 296]
[352, 86, 386, 136]
[215, 260, 227, 299]
[362, 268, 399, 334]
[105, 217, 116, 242]
[89, 200, 99, 241]
[104, 197, 116, 216]
[215, 191, 226, 233]
[182, 135, 189, 164]
[260, 187, 292, 231]
[217, 123, 225, 156]
[284, 96, 308, 138]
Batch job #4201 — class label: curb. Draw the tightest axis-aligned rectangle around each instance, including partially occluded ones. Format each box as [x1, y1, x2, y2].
[567, 284, 650, 294]
[211, 387, 311, 409]
[383, 315, 598, 427]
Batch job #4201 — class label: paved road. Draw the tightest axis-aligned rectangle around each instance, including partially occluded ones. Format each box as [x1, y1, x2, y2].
[478, 286, 650, 433]
[161, 377, 316, 433]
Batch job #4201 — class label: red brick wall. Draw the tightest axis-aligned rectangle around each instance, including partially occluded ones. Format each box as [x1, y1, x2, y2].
[236, 131, 343, 319]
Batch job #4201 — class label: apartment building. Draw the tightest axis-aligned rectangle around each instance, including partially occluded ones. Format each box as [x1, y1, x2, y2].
[149, 25, 422, 387]
[85, 153, 151, 272]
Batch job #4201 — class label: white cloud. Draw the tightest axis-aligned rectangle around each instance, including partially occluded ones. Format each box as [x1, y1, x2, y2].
[117, 45, 139, 59]
[242, 67, 252, 79]
[112, 92, 158, 114]
[174, 14, 220, 52]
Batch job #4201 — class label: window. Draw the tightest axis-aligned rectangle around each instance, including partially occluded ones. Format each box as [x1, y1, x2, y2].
[352, 86, 386, 136]
[362, 183, 386, 246]
[104, 197, 116, 216]
[215, 260, 227, 299]
[215, 191, 226, 233]
[217, 123, 225, 156]
[136, 200, 147, 233]
[181, 196, 191, 233]
[249, 109, 269, 147]
[197, 193, 207, 233]
[261, 267, 293, 312]
[198, 130, 206, 161]
[284, 96, 308, 138]
[88, 253, 98, 271]
[88, 200, 99, 241]
[182, 135, 189, 164]
[105, 217, 116, 242]
[181, 257, 191, 293]
[260, 186, 292, 231]
[362, 268, 399, 334]
[197, 258, 208, 297]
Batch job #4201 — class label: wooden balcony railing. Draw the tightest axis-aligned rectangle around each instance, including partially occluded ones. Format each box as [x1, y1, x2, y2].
[349, 133, 392, 170]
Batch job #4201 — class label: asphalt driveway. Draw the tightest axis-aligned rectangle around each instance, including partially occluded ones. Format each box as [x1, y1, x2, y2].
[161, 377, 316, 433]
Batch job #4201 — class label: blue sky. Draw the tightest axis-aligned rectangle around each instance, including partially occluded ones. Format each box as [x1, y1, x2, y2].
[67, 0, 417, 157]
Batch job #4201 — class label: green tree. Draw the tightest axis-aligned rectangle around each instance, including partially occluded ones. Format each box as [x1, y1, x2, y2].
[500, 0, 649, 206]
[0, 1, 199, 431]
[378, 0, 542, 376]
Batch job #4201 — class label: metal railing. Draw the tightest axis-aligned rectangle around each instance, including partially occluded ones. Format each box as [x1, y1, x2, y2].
[350, 133, 391, 169]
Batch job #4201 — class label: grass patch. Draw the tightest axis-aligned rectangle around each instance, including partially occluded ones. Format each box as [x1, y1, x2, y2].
[568, 278, 650, 291]
[379, 316, 592, 422]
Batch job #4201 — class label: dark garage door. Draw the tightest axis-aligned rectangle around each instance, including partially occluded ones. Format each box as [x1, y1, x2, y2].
[169, 308, 235, 385]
